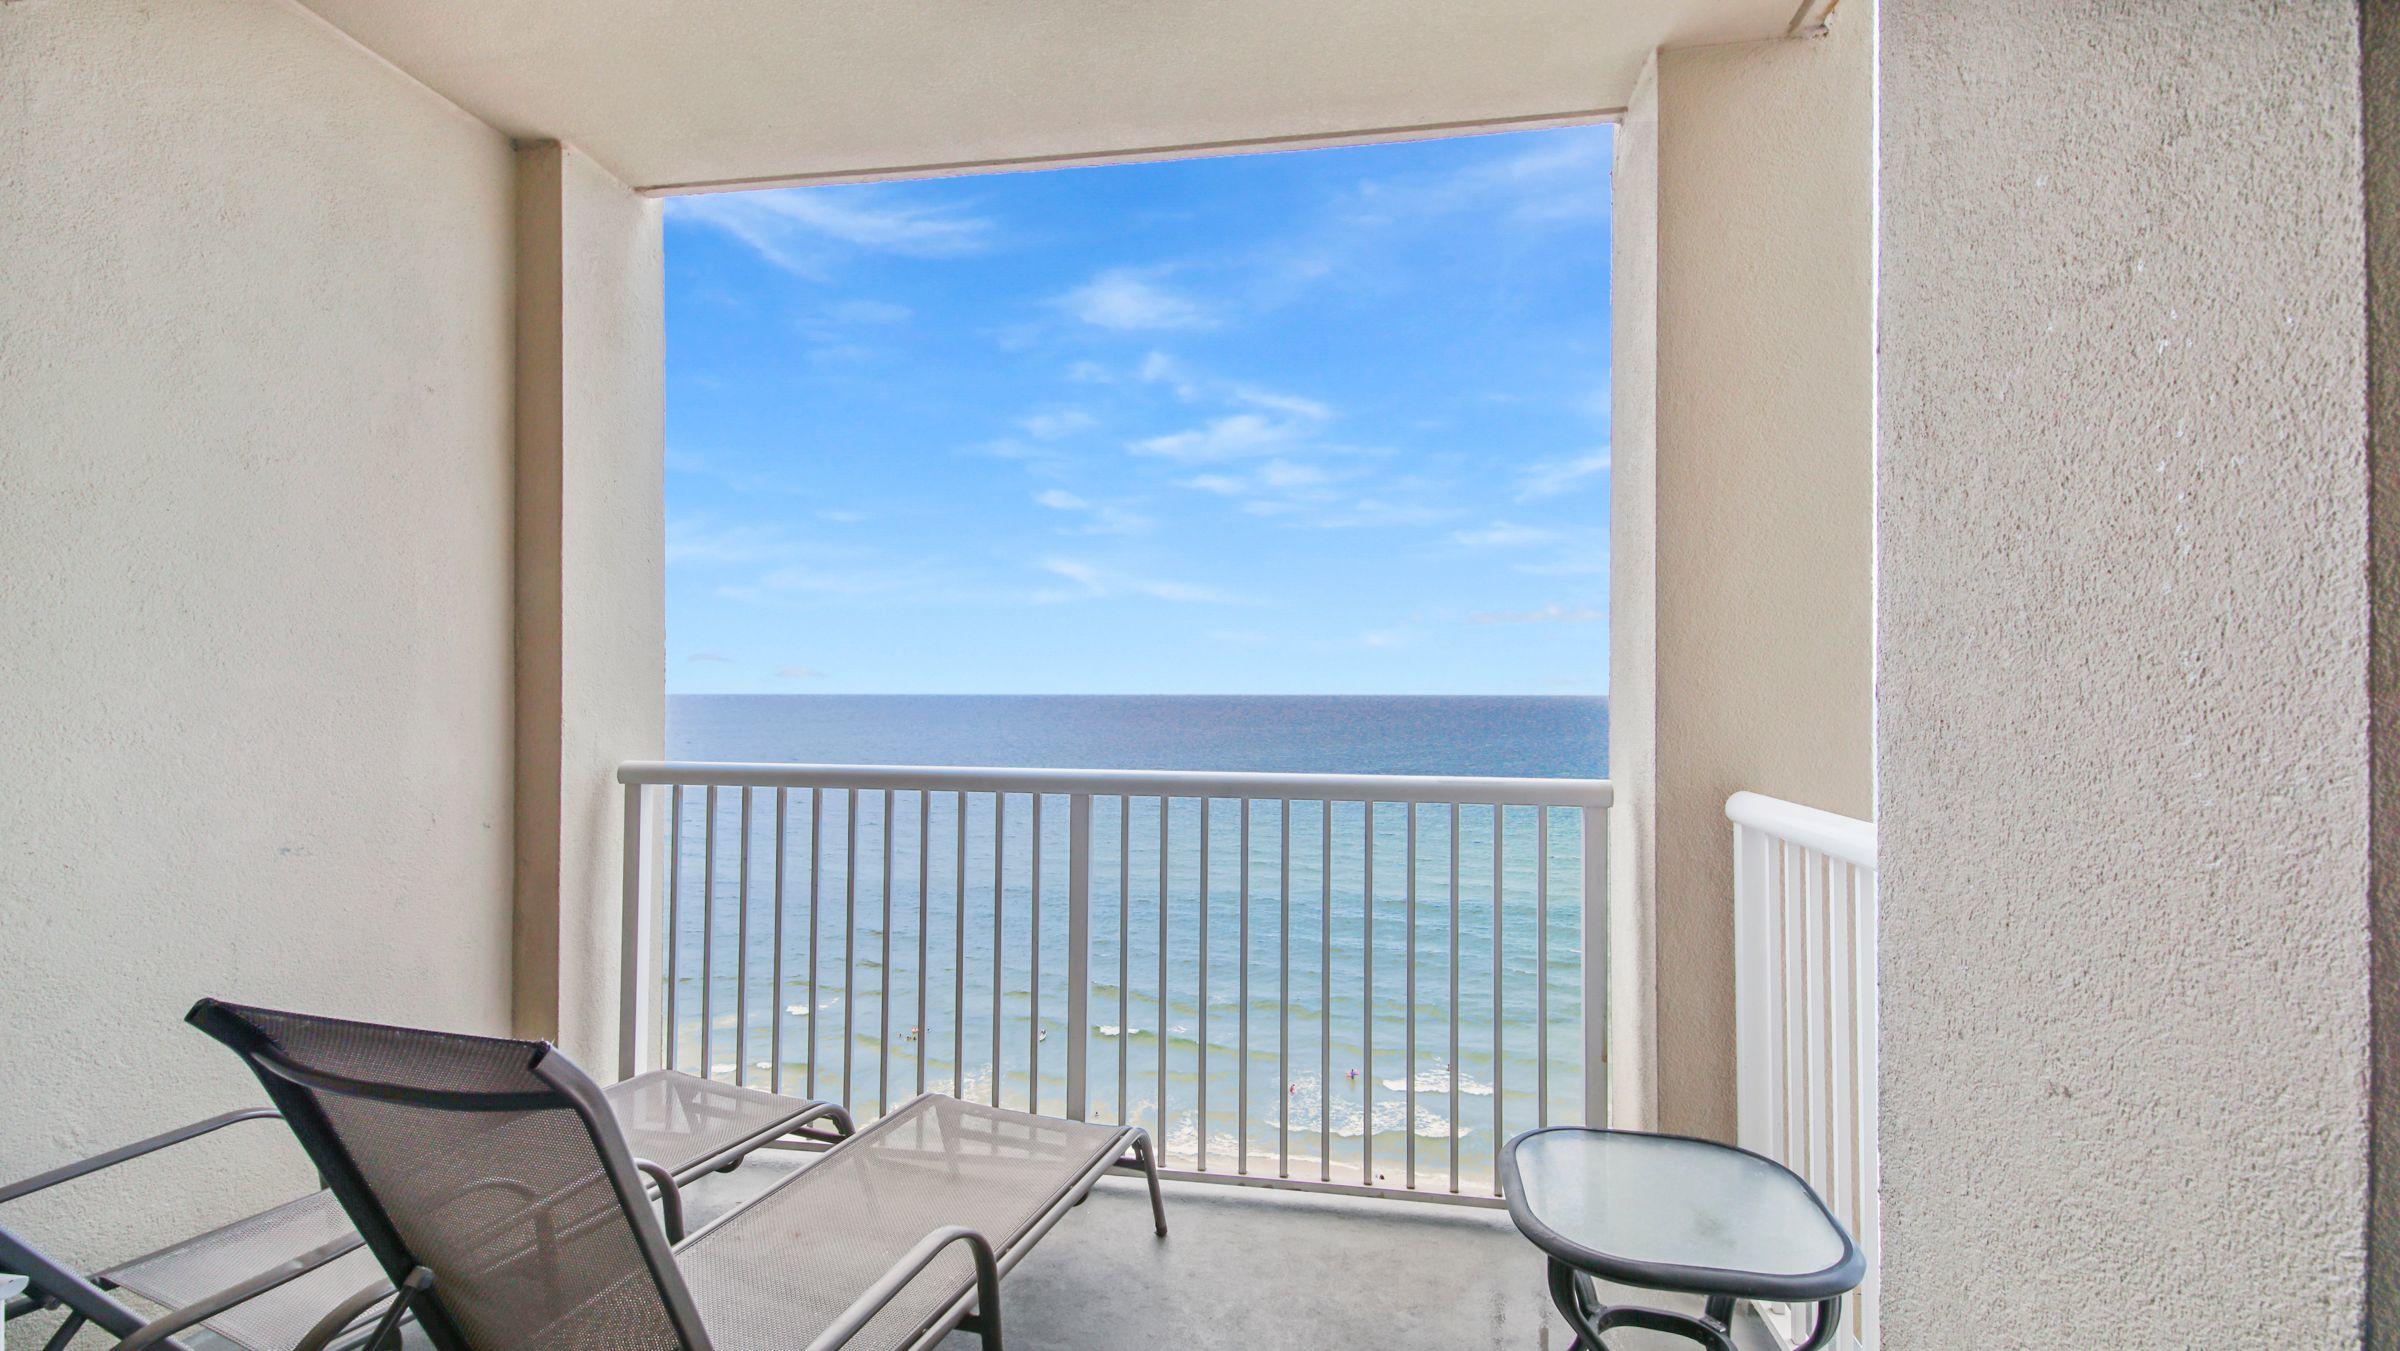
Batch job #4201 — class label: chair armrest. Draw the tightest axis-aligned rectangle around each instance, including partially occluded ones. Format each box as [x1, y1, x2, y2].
[631, 1157, 685, 1242]
[802, 1225, 1002, 1351]
[0, 1109, 283, 1206]
[111, 1230, 364, 1351]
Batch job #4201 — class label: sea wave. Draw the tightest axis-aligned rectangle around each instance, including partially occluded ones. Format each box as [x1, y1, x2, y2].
[1381, 1067, 1494, 1097]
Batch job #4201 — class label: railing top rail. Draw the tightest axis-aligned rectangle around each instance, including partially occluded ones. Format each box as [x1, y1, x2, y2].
[618, 760, 1612, 808]
[1725, 790, 1876, 869]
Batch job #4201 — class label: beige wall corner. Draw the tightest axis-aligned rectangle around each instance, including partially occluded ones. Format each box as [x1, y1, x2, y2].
[0, 0, 516, 1323]
[513, 141, 666, 1071]
[2364, 0, 2399, 1337]
[1607, 56, 1663, 1131]
[1613, 5, 1878, 1143]
[1880, 6, 2377, 1342]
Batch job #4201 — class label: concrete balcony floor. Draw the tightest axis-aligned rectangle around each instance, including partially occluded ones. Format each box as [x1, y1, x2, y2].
[686, 1153, 1784, 1351]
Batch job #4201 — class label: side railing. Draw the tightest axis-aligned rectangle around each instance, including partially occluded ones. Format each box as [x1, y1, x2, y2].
[618, 761, 1611, 1203]
[1729, 791, 1879, 1350]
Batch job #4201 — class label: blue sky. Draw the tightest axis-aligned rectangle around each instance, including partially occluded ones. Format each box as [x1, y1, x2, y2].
[663, 125, 1612, 696]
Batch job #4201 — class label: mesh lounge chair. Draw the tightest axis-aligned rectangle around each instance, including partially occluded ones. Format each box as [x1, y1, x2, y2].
[0, 1062, 851, 1351]
[186, 999, 1166, 1351]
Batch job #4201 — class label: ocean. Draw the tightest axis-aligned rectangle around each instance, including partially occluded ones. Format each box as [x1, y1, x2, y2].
[662, 694, 1607, 1194]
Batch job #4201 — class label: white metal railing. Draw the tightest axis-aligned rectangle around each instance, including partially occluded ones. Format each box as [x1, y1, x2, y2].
[618, 761, 1611, 1204]
[1729, 791, 1879, 1350]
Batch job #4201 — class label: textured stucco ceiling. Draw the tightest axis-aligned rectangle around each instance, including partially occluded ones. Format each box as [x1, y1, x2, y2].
[295, 0, 1815, 193]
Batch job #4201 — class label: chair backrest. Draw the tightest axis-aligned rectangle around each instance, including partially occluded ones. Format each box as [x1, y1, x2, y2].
[187, 1000, 709, 1351]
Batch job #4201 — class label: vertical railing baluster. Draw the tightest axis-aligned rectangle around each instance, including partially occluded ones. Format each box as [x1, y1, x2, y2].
[1118, 797, 1131, 1127]
[702, 785, 718, 1080]
[992, 793, 1005, 1108]
[1157, 797, 1170, 1158]
[807, 789, 822, 1100]
[1488, 811, 1507, 1190]
[842, 788, 858, 1110]
[954, 791, 966, 1099]
[619, 781, 656, 1080]
[879, 788, 895, 1116]
[737, 787, 752, 1086]
[1198, 797, 1212, 1172]
[1031, 793, 1044, 1113]
[1237, 797, 1251, 1174]
[1492, 804, 1505, 1194]
[1320, 801, 1332, 1182]
[1066, 792, 1093, 1122]
[1538, 808, 1550, 1127]
[1784, 839, 1803, 1165]
[1448, 802, 1461, 1194]
[771, 788, 787, 1094]
[1362, 802, 1375, 1187]
[1278, 799, 1291, 1179]
[1582, 805, 1610, 1128]
[917, 791, 930, 1097]
[666, 786, 684, 1073]
[1405, 801, 1418, 1190]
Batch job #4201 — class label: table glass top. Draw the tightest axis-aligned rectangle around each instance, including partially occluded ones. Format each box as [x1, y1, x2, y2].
[1512, 1130, 1846, 1277]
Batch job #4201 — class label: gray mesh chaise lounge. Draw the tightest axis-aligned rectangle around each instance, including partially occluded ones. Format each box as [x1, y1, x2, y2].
[184, 999, 1166, 1351]
[0, 1060, 852, 1351]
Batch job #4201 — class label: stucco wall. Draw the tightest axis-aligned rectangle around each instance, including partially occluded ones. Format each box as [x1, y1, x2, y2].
[513, 143, 667, 1070]
[1879, 5, 2376, 1342]
[1614, 7, 1877, 1143]
[1607, 59, 1664, 1130]
[2369, 2, 2400, 1335]
[0, 0, 516, 1296]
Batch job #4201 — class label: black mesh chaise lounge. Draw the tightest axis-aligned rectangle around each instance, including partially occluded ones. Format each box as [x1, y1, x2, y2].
[185, 999, 1167, 1351]
[0, 1058, 853, 1351]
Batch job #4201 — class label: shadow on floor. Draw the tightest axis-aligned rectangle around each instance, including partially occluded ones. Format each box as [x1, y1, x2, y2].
[686, 1153, 1783, 1350]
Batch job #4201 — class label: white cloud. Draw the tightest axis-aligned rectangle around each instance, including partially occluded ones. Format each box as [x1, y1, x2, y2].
[668, 187, 993, 278]
[1133, 413, 1297, 463]
[1020, 409, 1099, 440]
[826, 299, 913, 324]
[667, 519, 799, 565]
[1135, 351, 1199, 399]
[1060, 269, 1215, 331]
[1467, 603, 1604, 625]
[1347, 128, 1614, 230]
[1230, 386, 1334, 420]
[1516, 449, 1612, 500]
[1453, 521, 1564, 549]
[1034, 488, 1154, 535]
[1035, 558, 1240, 605]
[775, 665, 826, 679]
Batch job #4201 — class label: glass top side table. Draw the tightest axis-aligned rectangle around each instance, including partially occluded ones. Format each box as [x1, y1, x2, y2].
[1499, 1127, 1864, 1351]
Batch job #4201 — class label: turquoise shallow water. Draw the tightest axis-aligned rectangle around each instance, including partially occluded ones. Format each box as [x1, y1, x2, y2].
[660, 694, 1606, 1194]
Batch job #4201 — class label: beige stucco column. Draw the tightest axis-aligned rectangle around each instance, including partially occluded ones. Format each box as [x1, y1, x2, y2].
[513, 142, 666, 1071]
[1609, 5, 1877, 1142]
[1879, 5, 2394, 1341]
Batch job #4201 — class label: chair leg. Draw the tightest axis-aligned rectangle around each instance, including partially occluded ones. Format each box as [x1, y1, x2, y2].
[40, 1313, 87, 1351]
[1130, 1132, 1168, 1237]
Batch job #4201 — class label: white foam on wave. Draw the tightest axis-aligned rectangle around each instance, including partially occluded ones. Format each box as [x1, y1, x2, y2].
[1380, 1067, 1494, 1097]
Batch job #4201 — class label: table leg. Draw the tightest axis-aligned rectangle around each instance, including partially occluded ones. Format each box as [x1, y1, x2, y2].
[1790, 1297, 1844, 1351]
[1543, 1260, 1739, 1351]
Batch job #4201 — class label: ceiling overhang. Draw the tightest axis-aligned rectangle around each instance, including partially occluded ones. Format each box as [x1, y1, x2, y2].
[294, 0, 1827, 194]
